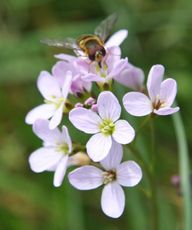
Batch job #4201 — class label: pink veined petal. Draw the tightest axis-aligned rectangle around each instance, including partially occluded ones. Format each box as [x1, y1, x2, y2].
[52, 61, 74, 87]
[82, 73, 103, 82]
[116, 161, 142, 187]
[54, 53, 76, 62]
[100, 141, 123, 170]
[114, 64, 144, 90]
[71, 74, 92, 94]
[154, 107, 180, 115]
[37, 71, 61, 100]
[106, 46, 121, 62]
[97, 91, 121, 121]
[61, 126, 72, 153]
[69, 108, 101, 134]
[68, 165, 103, 190]
[25, 104, 55, 125]
[53, 155, 68, 187]
[86, 133, 112, 162]
[32, 119, 61, 145]
[29, 147, 62, 173]
[49, 103, 64, 129]
[112, 120, 135, 144]
[159, 78, 177, 107]
[105, 29, 128, 48]
[101, 182, 125, 218]
[62, 71, 72, 99]
[123, 92, 152, 116]
[147, 64, 165, 102]
[74, 59, 90, 74]
[109, 58, 128, 79]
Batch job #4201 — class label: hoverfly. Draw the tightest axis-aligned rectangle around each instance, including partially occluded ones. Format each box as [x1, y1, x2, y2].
[41, 13, 117, 65]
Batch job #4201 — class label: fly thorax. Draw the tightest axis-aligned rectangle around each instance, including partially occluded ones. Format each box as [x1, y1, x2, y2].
[99, 119, 115, 136]
[103, 170, 116, 184]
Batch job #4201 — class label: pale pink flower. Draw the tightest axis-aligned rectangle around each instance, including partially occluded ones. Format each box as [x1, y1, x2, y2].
[69, 91, 135, 162]
[68, 141, 142, 218]
[123, 64, 180, 116]
[29, 119, 72, 187]
[25, 70, 72, 129]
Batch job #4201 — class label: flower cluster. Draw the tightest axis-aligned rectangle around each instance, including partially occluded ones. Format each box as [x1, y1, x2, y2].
[26, 24, 179, 218]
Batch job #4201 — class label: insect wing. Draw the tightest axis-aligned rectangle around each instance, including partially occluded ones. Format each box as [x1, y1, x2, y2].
[40, 37, 79, 50]
[94, 13, 117, 41]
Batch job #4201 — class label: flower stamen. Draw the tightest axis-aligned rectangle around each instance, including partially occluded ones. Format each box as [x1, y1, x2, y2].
[103, 170, 116, 184]
[99, 119, 115, 136]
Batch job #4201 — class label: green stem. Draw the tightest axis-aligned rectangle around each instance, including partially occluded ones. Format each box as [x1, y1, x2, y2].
[150, 117, 155, 172]
[127, 145, 159, 230]
[136, 115, 152, 134]
[172, 112, 192, 230]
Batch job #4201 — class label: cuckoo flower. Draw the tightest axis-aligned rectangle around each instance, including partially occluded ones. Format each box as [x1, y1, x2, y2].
[25, 70, 72, 129]
[56, 30, 128, 85]
[68, 141, 142, 218]
[69, 91, 135, 162]
[78, 46, 128, 84]
[29, 119, 72, 187]
[123, 64, 180, 116]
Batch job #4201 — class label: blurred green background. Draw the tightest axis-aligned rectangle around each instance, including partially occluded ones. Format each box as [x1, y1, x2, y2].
[0, 0, 192, 229]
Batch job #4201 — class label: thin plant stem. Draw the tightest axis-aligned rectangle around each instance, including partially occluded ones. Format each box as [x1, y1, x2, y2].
[173, 112, 192, 230]
[136, 115, 152, 134]
[149, 117, 155, 171]
[127, 143, 159, 230]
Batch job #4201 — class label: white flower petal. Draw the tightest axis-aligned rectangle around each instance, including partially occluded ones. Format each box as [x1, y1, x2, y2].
[117, 161, 142, 187]
[100, 141, 123, 170]
[154, 107, 180, 115]
[37, 71, 61, 100]
[61, 126, 72, 153]
[25, 104, 55, 124]
[112, 120, 135, 144]
[32, 119, 61, 145]
[69, 108, 101, 134]
[159, 78, 177, 107]
[123, 92, 152, 116]
[147, 65, 165, 102]
[101, 182, 125, 218]
[97, 91, 121, 121]
[105, 30, 128, 48]
[68, 166, 103, 190]
[53, 155, 68, 187]
[29, 147, 62, 173]
[49, 103, 64, 129]
[86, 133, 112, 162]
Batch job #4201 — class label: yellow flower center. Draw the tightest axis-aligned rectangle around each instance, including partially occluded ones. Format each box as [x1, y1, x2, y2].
[44, 96, 65, 109]
[99, 119, 115, 136]
[56, 143, 69, 154]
